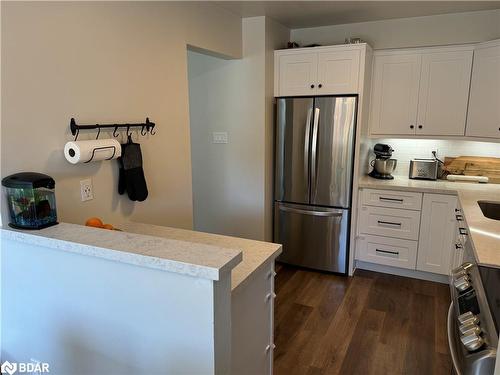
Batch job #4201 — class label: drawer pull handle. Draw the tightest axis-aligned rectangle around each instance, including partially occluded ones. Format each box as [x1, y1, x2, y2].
[379, 197, 404, 203]
[268, 271, 277, 279]
[456, 214, 463, 221]
[265, 344, 276, 353]
[459, 228, 468, 235]
[455, 243, 463, 250]
[376, 249, 399, 256]
[377, 220, 402, 227]
[266, 292, 276, 302]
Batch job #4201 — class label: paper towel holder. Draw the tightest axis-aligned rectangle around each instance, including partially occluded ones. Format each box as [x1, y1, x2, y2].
[83, 145, 117, 163]
[70, 117, 156, 141]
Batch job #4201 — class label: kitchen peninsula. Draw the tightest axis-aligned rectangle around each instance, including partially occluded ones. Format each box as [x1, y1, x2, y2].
[1, 222, 281, 374]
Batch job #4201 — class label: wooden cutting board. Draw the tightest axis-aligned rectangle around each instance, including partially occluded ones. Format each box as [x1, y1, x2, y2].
[443, 156, 500, 183]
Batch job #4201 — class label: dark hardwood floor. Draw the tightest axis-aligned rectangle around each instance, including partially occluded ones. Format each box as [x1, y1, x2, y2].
[273, 264, 452, 375]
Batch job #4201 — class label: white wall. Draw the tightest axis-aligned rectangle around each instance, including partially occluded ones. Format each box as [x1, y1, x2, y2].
[1, 2, 242, 229]
[291, 9, 500, 49]
[188, 17, 288, 241]
[2, 237, 230, 374]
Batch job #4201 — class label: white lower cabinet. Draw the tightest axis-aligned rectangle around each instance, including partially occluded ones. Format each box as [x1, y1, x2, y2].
[356, 188, 459, 277]
[416, 194, 458, 274]
[358, 205, 421, 240]
[356, 235, 418, 269]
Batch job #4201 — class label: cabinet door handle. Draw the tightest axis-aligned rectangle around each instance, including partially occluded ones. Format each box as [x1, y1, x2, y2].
[418, 125, 423, 129]
[379, 197, 404, 203]
[310, 84, 315, 89]
[376, 249, 399, 256]
[268, 271, 277, 279]
[456, 214, 463, 221]
[410, 125, 415, 129]
[377, 220, 402, 227]
[455, 208, 461, 213]
[265, 292, 276, 302]
[318, 84, 323, 88]
[265, 344, 276, 353]
[459, 228, 468, 235]
[455, 243, 463, 250]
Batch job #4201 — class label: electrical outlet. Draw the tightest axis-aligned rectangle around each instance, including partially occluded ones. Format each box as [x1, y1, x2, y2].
[212, 132, 228, 144]
[80, 178, 94, 201]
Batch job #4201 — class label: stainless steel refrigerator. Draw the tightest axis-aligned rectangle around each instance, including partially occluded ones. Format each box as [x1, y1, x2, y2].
[274, 96, 357, 274]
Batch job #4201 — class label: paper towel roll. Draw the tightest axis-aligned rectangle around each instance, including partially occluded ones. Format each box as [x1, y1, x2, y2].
[64, 139, 122, 164]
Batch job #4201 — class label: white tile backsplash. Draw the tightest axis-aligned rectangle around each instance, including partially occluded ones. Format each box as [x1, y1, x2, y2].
[365, 138, 500, 177]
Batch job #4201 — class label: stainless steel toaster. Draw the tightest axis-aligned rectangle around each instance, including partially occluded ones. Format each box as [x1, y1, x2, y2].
[409, 159, 439, 180]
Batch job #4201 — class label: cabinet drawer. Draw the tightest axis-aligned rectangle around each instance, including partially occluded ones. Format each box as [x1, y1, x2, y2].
[358, 205, 421, 240]
[356, 235, 418, 269]
[360, 188, 422, 210]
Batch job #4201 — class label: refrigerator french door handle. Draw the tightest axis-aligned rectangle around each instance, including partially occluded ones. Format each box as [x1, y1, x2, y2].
[310, 108, 320, 196]
[278, 205, 342, 217]
[304, 108, 313, 189]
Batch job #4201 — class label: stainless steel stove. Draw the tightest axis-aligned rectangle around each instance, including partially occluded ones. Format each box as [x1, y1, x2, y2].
[448, 234, 498, 374]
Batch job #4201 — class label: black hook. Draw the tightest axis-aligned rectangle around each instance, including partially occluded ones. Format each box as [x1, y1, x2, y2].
[141, 125, 147, 136]
[74, 128, 80, 141]
[150, 125, 156, 135]
[126, 125, 131, 138]
[95, 126, 101, 140]
[113, 126, 119, 137]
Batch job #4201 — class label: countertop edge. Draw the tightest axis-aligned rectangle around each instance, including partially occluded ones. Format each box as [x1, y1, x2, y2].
[0, 226, 243, 281]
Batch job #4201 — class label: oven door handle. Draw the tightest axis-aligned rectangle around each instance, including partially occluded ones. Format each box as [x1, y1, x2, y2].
[447, 301, 463, 375]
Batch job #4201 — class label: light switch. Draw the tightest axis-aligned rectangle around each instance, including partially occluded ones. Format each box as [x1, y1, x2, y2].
[212, 132, 228, 144]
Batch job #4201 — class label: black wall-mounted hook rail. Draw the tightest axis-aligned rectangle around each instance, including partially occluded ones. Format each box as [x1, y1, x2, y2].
[70, 117, 156, 141]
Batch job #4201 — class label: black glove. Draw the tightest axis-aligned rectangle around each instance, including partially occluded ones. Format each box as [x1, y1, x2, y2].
[118, 137, 148, 202]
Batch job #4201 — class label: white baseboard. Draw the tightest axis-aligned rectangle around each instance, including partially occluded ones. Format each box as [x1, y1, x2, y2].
[355, 260, 449, 284]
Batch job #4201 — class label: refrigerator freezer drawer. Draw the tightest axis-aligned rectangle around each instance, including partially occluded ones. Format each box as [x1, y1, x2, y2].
[274, 202, 349, 273]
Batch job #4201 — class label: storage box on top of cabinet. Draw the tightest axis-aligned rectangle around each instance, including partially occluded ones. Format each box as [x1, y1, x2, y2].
[274, 43, 371, 97]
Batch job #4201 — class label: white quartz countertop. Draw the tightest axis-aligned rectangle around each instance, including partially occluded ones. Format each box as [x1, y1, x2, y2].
[359, 175, 500, 268]
[1, 222, 243, 281]
[117, 222, 282, 291]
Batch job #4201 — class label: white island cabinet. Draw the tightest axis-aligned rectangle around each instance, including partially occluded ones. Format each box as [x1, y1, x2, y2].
[1, 222, 281, 375]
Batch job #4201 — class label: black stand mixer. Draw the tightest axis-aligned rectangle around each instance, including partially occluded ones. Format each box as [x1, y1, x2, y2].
[369, 143, 397, 180]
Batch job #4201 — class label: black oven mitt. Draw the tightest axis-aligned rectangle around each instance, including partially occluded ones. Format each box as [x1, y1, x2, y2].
[118, 136, 148, 202]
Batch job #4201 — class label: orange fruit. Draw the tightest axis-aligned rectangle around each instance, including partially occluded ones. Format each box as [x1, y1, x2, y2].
[85, 217, 104, 228]
[102, 224, 114, 230]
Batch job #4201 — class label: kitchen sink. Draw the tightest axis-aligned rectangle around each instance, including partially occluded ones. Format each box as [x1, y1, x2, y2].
[478, 201, 500, 220]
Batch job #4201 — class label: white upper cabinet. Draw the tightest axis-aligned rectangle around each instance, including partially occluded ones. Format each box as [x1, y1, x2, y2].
[417, 193, 458, 275]
[274, 44, 365, 97]
[369, 53, 421, 135]
[316, 49, 360, 95]
[466, 39, 500, 139]
[368, 46, 474, 137]
[417, 49, 473, 136]
[277, 52, 318, 97]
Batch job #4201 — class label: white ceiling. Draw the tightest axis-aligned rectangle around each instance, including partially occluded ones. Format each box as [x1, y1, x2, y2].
[214, 1, 500, 28]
